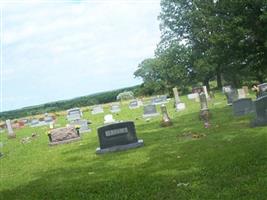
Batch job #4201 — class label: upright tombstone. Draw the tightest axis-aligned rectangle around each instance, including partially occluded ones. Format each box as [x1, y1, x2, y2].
[173, 88, 186, 111]
[110, 103, 121, 113]
[232, 98, 254, 116]
[96, 121, 144, 154]
[251, 96, 267, 127]
[104, 114, 116, 124]
[173, 87, 180, 104]
[258, 83, 267, 98]
[242, 86, 249, 95]
[160, 104, 172, 127]
[223, 86, 238, 105]
[203, 86, 210, 100]
[67, 108, 82, 122]
[237, 88, 246, 99]
[199, 92, 211, 124]
[48, 126, 80, 146]
[143, 104, 160, 118]
[91, 105, 104, 115]
[129, 99, 139, 109]
[70, 119, 91, 133]
[151, 95, 168, 105]
[6, 120, 15, 138]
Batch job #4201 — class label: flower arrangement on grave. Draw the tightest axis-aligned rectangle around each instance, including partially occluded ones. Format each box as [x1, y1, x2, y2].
[46, 130, 52, 142]
[75, 125, 81, 136]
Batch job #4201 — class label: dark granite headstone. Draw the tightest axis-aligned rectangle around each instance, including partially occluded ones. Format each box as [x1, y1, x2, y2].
[143, 104, 160, 118]
[258, 83, 267, 98]
[251, 96, 267, 127]
[96, 121, 143, 154]
[232, 98, 254, 116]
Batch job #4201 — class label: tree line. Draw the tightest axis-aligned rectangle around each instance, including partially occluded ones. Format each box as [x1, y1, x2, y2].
[0, 85, 140, 120]
[134, 0, 267, 95]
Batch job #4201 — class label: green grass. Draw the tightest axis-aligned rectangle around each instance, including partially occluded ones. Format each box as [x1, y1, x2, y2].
[0, 93, 267, 200]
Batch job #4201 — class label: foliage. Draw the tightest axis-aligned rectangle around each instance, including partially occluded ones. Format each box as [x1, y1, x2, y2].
[116, 91, 134, 101]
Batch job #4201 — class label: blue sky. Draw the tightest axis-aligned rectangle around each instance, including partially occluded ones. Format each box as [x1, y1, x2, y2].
[1, 0, 161, 111]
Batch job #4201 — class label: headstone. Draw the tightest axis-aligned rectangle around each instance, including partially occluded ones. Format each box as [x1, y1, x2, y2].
[173, 87, 180, 104]
[110, 103, 121, 113]
[251, 96, 267, 127]
[223, 86, 238, 105]
[203, 86, 210, 100]
[187, 93, 199, 100]
[48, 126, 80, 146]
[6, 120, 15, 138]
[67, 108, 82, 122]
[237, 88, 246, 99]
[199, 92, 208, 111]
[104, 114, 116, 124]
[242, 86, 249, 95]
[143, 104, 160, 118]
[70, 119, 91, 133]
[160, 104, 172, 127]
[96, 121, 144, 154]
[91, 105, 104, 115]
[232, 98, 254, 116]
[44, 116, 54, 123]
[258, 83, 267, 98]
[151, 95, 168, 105]
[129, 100, 139, 109]
[173, 87, 186, 111]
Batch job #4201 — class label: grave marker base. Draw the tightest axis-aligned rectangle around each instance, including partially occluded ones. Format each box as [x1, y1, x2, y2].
[96, 139, 144, 154]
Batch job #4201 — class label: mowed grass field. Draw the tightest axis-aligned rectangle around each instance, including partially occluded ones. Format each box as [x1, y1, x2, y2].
[0, 93, 267, 200]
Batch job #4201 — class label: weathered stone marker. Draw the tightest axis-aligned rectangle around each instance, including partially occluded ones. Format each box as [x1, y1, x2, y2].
[251, 96, 267, 127]
[232, 98, 254, 116]
[160, 104, 172, 127]
[48, 126, 80, 146]
[237, 88, 246, 99]
[96, 121, 144, 154]
[173, 87, 186, 111]
[143, 104, 160, 118]
[6, 120, 15, 138]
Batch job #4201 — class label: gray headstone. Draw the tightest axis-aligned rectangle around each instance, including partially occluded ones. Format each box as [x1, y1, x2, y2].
[92, 105, 104, 115]
[110, 104, 121, 113]
[203, 86, 209, 100]
[232, 98, 254, 116]
[67, 108, 82, 122]
[70, 119, 91, 133]
[6, 119, 15, 138]
[96, 121, 143, 154]
[251, 96, 267, 127]
[151, 95, 167, 105]
[258, 83, 267, 98]
[129, 100, 139, 109]
[48, 127, 80, 146]
[143, 104, 160, 118]
[224, 87, 238, 105]
[199, 92, 208, 111]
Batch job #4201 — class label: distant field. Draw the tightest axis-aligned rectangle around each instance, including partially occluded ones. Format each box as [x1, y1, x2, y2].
[0, 93, 266, 200]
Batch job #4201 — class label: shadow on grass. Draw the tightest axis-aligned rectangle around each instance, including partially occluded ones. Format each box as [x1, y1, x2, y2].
[1, 106, 266, 200]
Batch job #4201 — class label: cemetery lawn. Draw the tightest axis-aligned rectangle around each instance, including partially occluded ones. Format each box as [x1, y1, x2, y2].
[1, 93, 267, 200]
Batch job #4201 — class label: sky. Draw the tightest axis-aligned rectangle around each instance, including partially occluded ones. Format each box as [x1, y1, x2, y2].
[0, 0, 161, 112]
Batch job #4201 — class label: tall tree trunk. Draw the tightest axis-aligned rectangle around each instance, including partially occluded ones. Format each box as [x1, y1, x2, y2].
[216, 67, 222, 89]
[203, 78, 210, 91]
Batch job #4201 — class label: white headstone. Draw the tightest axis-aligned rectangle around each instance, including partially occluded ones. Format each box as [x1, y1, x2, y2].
[203, 86, 209, 100]
[176, 103, 186, 111]
[237, 88, 246, 99]
[187, 93, 199, 100]
[104, 114, 115, 124]
[6, 119, 15, 138]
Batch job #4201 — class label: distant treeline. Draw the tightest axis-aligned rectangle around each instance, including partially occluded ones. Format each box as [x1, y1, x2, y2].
[0, 85, 140, 120]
